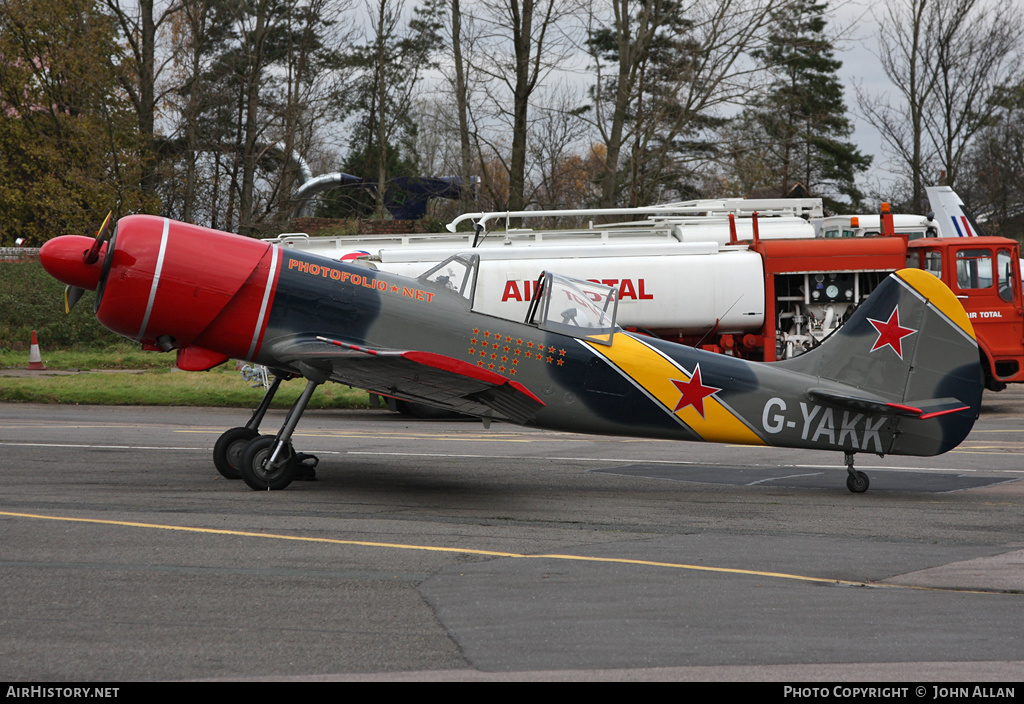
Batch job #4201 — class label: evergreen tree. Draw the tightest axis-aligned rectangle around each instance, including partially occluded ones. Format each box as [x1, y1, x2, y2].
[161, 0, 344, 233]
[735, 0, 870, 211]
[335, 0, 439, 218]
[586, 0, 710, 207]
[585, 0, 791, 208]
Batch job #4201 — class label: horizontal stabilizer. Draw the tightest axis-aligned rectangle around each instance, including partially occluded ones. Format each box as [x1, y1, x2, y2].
[806, 387, 901, 415]
[808, 388, 971, 419]
[898, 398, 973, 420]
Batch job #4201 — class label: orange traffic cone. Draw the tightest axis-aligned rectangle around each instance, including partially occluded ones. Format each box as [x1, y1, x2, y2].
[27, 330, 46, 370]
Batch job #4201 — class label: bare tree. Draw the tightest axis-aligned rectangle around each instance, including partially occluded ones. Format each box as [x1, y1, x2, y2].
[858, 0, 935, 212]
[959, 80, 1024, 240]
[102, 0, 181, 202]
[925, 0, 1023, 191]
[332, 0, 438, 219]
[269, 0, 352, 228]
[233, 0, 277, 234]
[584, 0, 792, 207]
[859, 0, 1023, 212]
[166, 0, 229, 224]
[527, 88, 596, 210]
[425, 0, 481, 209]
[475, 0, 581, 211]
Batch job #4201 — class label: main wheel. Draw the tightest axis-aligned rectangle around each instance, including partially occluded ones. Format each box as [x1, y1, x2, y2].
[213, 427, 259, 479]
[240, 436, 296, 491]
[846, 470, 870, 494]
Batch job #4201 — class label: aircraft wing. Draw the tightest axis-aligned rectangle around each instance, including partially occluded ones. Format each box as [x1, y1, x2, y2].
[265, 334, 546, 424]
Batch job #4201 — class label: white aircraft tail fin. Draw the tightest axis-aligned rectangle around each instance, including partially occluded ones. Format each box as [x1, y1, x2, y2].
[926, 186, 985, 238]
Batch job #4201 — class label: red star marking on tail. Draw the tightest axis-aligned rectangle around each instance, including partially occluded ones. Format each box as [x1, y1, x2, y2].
[670, 364, 721, 419]
[867, 307, 916, 359]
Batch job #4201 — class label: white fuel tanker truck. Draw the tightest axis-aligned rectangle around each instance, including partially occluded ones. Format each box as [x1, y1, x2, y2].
[266, 191, 1024, 391]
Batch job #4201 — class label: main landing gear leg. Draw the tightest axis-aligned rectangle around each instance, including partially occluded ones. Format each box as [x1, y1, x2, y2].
[845, 452, 870, 493]
[240, 379, 321, 491]
[212, 375, 285, 480]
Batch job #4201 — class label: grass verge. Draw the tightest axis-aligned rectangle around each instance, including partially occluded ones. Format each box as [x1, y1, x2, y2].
[0, 344, 174, 371]
[0, 348, 373, 408]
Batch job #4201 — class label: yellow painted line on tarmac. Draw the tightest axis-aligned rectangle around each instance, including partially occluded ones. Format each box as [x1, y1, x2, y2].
[0, 510, 1013, 596]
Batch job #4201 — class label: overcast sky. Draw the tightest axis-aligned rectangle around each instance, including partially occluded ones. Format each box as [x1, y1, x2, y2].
[832, 0, 905, 199]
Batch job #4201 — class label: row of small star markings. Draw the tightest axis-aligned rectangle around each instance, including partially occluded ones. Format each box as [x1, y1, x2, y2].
[468, 346, 566, 365]
[469, 328, 567, 373]
[471, 328, 567, 357]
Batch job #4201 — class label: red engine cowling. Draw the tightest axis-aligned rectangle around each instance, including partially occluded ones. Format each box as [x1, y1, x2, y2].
[43, 215, 282, 370]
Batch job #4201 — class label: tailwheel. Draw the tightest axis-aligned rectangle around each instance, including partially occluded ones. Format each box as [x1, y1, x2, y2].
[213, 427, 259, 479]
[846, 471, 870, 494]
[240, 436, 296, 491]
[844, 452, 869, 493]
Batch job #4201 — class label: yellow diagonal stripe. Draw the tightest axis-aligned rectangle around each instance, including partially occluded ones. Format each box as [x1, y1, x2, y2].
[895, 268, 976, 340]
[588, 334, 765, 446]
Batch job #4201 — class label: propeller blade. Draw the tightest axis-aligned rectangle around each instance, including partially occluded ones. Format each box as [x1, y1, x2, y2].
[64, 285, 85, 314]
[83, 211, 113, 265]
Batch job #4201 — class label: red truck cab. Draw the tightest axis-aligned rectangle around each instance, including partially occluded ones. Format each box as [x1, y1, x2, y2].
[907, 237, 1024, 390]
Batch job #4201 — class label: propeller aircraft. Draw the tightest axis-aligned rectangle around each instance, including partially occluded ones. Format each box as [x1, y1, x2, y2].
[39, 215, 984, 493]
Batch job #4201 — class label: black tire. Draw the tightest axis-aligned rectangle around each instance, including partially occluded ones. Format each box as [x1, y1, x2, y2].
[240, 436, 296, 491]
[846, 471, 870, 494]
[213, 427, 259, 479]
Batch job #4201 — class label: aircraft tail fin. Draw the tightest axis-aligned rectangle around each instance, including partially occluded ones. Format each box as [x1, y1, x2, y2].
[926, 186, 986, 238]
[777, 269, 983, 455]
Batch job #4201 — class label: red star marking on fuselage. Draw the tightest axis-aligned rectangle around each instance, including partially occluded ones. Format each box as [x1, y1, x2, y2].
[867, 307, 916, 359]
[670, 363, 721, 419]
